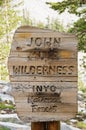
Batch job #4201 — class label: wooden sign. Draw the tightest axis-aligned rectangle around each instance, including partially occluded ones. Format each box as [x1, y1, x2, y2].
[8, 26, 77, 122]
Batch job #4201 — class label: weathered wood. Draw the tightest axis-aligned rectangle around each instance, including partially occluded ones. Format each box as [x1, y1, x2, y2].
[9, 76, 77, 82]
[8, 26, 78, 123]
[11, 82, 77, 99]
[11, 35, 77, 51]
[31, 122, 45, 130]
[8, 59, 77, 77]
[10, 26, 77, 52]
[16, 102, 77, 113]
[9, 50, 77, 59]
[47, 121, 60, 130]
[15, 26, 52, 33]
[17, 112, 77, 122]
[31, 121, 60, 130]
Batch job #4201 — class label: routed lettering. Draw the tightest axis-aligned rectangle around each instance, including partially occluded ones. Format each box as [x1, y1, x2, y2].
[26, 37, 61, 48]
[28, 96, 61, 103]
[13, 65, 75, 76]
[32, 105, 57, 112]
[33, 85, 61, 94]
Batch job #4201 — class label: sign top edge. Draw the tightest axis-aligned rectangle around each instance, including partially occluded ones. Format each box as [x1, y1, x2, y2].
[15, 26, 76, 37]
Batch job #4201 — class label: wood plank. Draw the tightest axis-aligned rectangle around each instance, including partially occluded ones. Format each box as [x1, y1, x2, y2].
[11, 82, 77, 92]
[9, 76, 77, 82]
[8, 59, 77, 77]
[14, 89, 77, 104]
[11, 34, 77, 51]
[15, 102, 77, 113]
[9, 50, 77, 59]
[8, 58, 77, 65]
[17, 113, 77, 122]
[15, 101, 77, 122]
[14, 32, 76, 38]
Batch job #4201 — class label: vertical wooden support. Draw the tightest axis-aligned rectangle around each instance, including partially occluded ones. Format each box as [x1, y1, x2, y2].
[47, 121, 60, 130]
[31, 122, 45, 130]
[31, 121, 60, 130]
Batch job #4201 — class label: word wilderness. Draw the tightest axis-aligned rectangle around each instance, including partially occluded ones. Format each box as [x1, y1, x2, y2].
[13, 65, 75, 76]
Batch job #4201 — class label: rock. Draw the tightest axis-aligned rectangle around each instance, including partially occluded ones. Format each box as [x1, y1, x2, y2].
[78, 91, 84, 101]
[78, 91, 83, 95]
[78, 101, 85, 112]
[82, 109, 86, 114]
[61, 122, 81, 130]
[0, 93, 14, 103]
[70, 119, 78, 124]
[76, 114, 84, 121]
[1, 110, 7, 114]
[0, 80, 11, 94]
[0, 122, 30, 130]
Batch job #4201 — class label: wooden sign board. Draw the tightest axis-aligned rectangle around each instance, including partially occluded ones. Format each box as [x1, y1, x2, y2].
[8, 26, 77, 122]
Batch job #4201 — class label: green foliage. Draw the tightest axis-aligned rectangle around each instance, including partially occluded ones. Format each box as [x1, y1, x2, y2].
[0, 3, 22, 38]
[0, 102, 15, 110]
[37, 21, 45, 28]
[77, 121, 86, 129]
[47, 0, 86, 15]
[47, 0, 86, 52]
[0, 0, 23, 81]
[0, 0, 4, 6]
[78, 76, 86, 93]
[68, 18, 86, 52]
[45, 16, 64, 32]
[0, 126, 11, 130]
[0, 65, 8, 80]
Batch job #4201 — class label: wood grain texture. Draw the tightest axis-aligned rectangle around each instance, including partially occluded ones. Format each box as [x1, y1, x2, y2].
[8, 26, 78, 123]
[9, 76, 77, 82]
[31, 122, 45, 130]
[31, 121, 60, 130]
[8, 58, 77, 78]
[11, 35, 77, 51]
[47, 121, 60, 130]
[10, 50, 77, 59]
[10, 26, 77, 52]
[17, 112, 77, 122]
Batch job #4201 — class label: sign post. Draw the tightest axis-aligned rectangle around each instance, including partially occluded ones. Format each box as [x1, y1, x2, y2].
[31, 122, 45, 130]
[31, 121, 60, 130]
[8, 26, 77, 129]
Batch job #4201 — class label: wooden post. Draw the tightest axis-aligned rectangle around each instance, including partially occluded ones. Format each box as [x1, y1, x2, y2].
[31, 122, 46, 130]
[31, 121, 60, 130]
[47, 121, 60, 130]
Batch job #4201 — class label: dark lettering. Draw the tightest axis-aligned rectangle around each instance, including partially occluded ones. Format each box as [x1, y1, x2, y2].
[50, 85, 56, 92]
[36, 85, 42, 92]
[63, 66, 67, 75]
[68, 66, 74, 75]
[12, 65, 75, 76]
[37, 66, 42, 74]
[45, 38, 52, 46]
[57, 66, 62, 75]
[43, 85, 49, 92]
[30, 66, 35, 74]
[35, 38, 42, 46]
